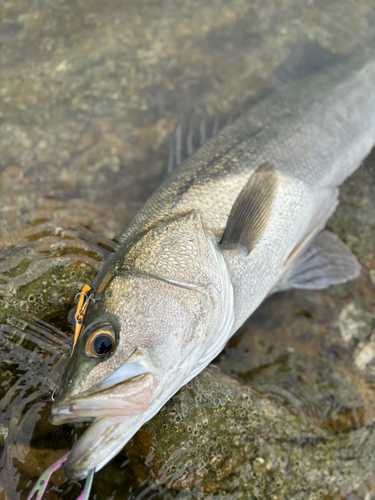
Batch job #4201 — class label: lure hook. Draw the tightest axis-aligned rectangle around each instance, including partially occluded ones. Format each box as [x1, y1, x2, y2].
[74, 290, 95, 325]
[26, 452, 95, 500]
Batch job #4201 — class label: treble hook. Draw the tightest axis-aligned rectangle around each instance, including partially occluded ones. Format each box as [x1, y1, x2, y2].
[74, 291, 95, 325]
[26, 452, 95, 500]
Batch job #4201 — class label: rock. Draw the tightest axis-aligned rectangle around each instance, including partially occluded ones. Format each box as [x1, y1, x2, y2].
[0, 218, 115, 325]
[127, 365, 375, 499]
[127, 366, 309, 493]
[0, 220, 115, 499]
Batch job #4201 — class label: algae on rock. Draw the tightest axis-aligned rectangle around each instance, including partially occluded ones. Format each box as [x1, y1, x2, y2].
[128, 364, 375, 499]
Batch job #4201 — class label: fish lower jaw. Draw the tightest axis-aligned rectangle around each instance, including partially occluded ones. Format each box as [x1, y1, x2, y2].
[64, 415, 144, 481]
[49, 401, 150, 425]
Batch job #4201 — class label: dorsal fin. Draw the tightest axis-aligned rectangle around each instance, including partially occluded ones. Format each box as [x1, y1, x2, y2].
[220, 162, 278, 254]
[168, 42, 342, 173]
[270, 41, 344, 87]
[167, 108, 242, 173]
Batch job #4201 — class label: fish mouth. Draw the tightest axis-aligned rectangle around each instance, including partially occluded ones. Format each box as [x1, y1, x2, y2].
[64, 415, 141, 480]
[50, 373, 154, 425]
[50, 372, 155, 481]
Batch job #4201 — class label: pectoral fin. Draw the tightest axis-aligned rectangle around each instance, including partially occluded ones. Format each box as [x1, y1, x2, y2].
[277, 230, 361, 291]
[220, 162, 278, 254]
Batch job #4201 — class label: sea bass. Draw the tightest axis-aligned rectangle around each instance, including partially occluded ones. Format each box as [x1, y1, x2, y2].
[50, 46, 375, 481]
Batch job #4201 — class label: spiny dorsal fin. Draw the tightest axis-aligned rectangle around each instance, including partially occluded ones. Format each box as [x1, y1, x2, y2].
[220, 162, 278, 254]
[167, 108, 242, 173]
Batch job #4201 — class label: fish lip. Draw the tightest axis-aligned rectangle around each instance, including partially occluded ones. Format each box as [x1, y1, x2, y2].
[50, 373, 154, 426]
[49, 409, 94, 425]
[49, 403, 150, 425]
[49, 398, 151, 424]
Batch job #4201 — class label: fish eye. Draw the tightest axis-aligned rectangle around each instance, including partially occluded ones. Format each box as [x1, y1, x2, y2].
[85, 324, 116, 358]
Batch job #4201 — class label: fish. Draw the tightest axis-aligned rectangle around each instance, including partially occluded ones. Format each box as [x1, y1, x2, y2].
[49, 44, 375, 482]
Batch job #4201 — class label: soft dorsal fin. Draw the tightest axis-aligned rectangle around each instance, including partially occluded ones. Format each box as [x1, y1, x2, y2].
[220, 162, 278, 254]
[270, 41, 344, 88]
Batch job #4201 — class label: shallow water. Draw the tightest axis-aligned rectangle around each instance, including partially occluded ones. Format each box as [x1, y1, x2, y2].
[1, 0, 375, 499]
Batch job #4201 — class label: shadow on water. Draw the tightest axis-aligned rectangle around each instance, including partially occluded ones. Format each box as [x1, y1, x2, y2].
[1, 0, 375, 499]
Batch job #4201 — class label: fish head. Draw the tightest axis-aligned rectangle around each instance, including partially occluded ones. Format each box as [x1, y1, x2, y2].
[50, 211, 232, 480]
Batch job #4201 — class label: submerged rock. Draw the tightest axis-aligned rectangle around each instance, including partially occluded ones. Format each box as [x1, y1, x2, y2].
[0, 217, 115, 326]
[0, 218, 115, 499]
[127, 364, 375, 499]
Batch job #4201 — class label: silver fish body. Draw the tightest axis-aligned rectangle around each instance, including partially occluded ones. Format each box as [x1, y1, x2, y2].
[51, 47, 375, 479]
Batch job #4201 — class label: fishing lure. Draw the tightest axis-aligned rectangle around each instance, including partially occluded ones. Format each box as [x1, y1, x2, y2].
[26, 453, 94, 500]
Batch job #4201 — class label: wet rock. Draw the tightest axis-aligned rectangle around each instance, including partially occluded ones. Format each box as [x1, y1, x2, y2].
[14, 446, 71, 491]
[338, 302, 372, 344]
[128, 364, 375, 499]
[127, 366, 310, 493]
[0, 219, 115, 499]
[0, 425, 7, 447]
[0, 217, 115, 327]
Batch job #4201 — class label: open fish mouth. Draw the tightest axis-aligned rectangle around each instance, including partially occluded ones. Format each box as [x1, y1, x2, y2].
[50, 371, 156, 481]
[50, 372, 154, 425]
